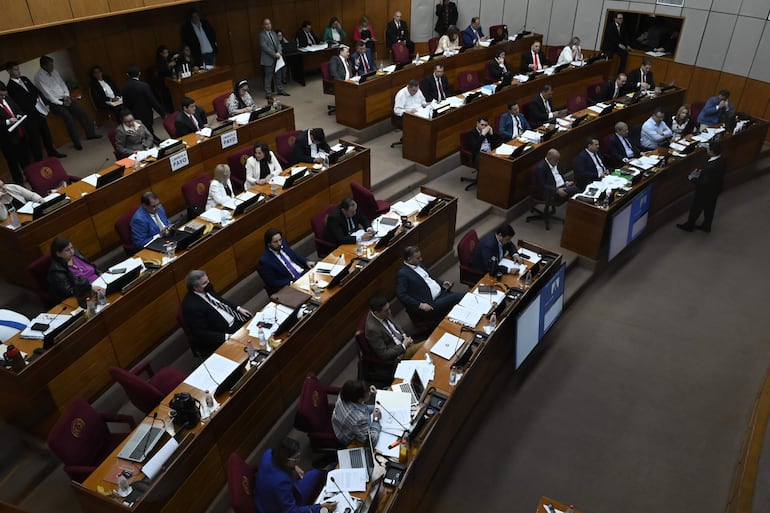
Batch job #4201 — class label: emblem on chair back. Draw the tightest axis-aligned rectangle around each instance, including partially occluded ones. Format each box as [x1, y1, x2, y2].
[40, 166, 53, 180]
[469, 240, 476, 252]
[465, 72, 473, 82]
[241, 475, 251, 496]
[312, 390, 320, 408]
[196, 183, 207, 195]
[495, 27, 503, 37]
[288, 136, 296, 146]
[71, 417, 86, 438]
[240, 154, 249, 166]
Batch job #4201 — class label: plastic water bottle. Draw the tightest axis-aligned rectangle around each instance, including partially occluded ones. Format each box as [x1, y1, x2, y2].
[246, 340, 256, 361]
[258, 327, 267, 349]
[524, 270, 532, 288]
[116, 473, 130, 497]
[97, 289, 107, 307]
[449, 366, 458, 386]
[204, 390, 214, 409]
[8, 206, 20, 228]
[273, 98, 281, 110]
[489, 312, 497, 331]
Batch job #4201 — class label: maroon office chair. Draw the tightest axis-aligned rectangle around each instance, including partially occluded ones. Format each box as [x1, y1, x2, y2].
[355, 312, 397, 388]
[350, 181, 390, 221]
[213, 93, 230, 122]
[27, 253, 57, 307]
[548, 46, 563, 65]
[428, 37, 439, 55]
[488, 25, 508, 40]
[255, 261, 283, 297]
[163, 113, 177, 138]
[106, 128, 129, 160]
[294, 373, 342, 451]
[690, 101, 705, 123]
[181, 172, 211, 219]
[47, 397, 136, 482]
[227, 145, 253, 190]
[587, 80, 605, 105]
[457, 229, 483, 286]
[177, 304, 206, 358]
[319, 61, 336, 115]
[390, 42, 410, 64]
[275, 130, 302, 167]
[459, 129, 478, 190]
[109, 361, 186, 415]
[311, 204, 339, 258]
[24, 158, 80, 196]
[457, 70, 480, 92]
[567, 91, 587, 113]
[227, 453, 258, 513]
[114, 206, 140, 256]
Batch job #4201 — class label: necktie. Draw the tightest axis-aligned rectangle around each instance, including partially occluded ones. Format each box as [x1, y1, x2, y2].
[342, 58, 350, 79]
[592, 152, 605, 175]
[208, 293, 247, 324]
[614, 85, 618, 98]
[362, 56, 369, 73]
[269, 31, 276, 50]
[2, 101, 23, 136]
[473, 29, 479, 43]
[621, 136, 633, 155]
[224, 182, 232, 196]
[347, 216, 354, 233]
[383, 318, 403, 342]
[308, 32, 315, 45]
[152, 213, 164, 230]
[641, 71, 646, 86]
[189, 113, 199, 130]
[15, 79, 28, 92]
[437, 77, 445, 100]
[513, 115, 521, 136]
[277, 251, 301, 280]
[533, 52, 540, 70]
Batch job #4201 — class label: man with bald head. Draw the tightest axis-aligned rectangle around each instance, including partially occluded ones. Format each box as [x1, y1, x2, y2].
[386, 11, 415, 53]
[606, 121, 640, 168]
[533, 149, 579, 203]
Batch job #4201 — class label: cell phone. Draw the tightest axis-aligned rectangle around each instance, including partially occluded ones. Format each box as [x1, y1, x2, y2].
[257, 322, 273, 329]
[108, 267, 126, 274]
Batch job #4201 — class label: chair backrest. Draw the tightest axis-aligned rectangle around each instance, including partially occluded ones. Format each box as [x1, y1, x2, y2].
[458, 229, 482, 286]
[109, 366, 164, 415]
[548, 46, 563, 65]
[213, 93, 230, 122]
[275, 130, 302, 166]
[24, 157, 68, 195]
[586, 80, 605, 105]
[163, 113, 177, 138]
[349, 182, 379, 221]
[27, 253, 56, 306]
[567, 91, 587, 113]
[177, 304, 205, 357]
[181, 173, 211, 216]
[457, 70, 480, 92]
[311, 204, 338, 258]
[47, 398, 111, 473]
[391, 42, 410, 64]
[690, 101, 705, 123]
[114, 206, 140, 256]
[390, 89, 401, 130]
[428, 37, 439, 55]
[489, 25, 507, 39]
[227, 453, 258, 513]
[459, 129, 475, 168]
[355, 311, 381, 362]
[106, 128, 127, 160]
[227, 146, 253, 186]
[629, 123, 642, 149]
[320, 61, 335, 95]
[294, 372, 334, 433]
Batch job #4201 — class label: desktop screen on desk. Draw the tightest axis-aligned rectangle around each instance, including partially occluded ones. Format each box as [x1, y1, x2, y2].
[515, 264, 565, 368]
[608, 185, 652, 261]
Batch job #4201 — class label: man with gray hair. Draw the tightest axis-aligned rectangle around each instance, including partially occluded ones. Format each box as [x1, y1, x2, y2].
[181, 270, 252, 356]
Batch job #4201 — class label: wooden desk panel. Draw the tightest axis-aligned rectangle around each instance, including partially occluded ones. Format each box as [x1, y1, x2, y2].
[165, 66, 233, 115]
[403, 59, 613, 166]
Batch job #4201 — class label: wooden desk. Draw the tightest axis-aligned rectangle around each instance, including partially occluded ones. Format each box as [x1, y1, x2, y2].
[164, 66, 233, 115]
[71, 187, 458, 513]
[477, 87, 687, 208]
[402, 59, 613, 166]
[0, 146, 370, 436]
[536, 497, 585, 513]
[334, 35, 541, 130]
[560, 120, 769, 260]
[0, 105, 295, 288]
[285, 47, 339, 86]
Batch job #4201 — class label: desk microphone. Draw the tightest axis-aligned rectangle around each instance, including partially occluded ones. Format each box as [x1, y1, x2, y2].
[39, 305, 68, 334]
[92, 156, 112, 176]
[328, 477, 356, 511]
[140, 412, 158, 459]
[375, 401, 410, 433]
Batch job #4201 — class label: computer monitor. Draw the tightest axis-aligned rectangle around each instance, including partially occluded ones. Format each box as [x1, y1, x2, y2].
[374, 226, 400, 249]
[507, 144, 528, 160]
[210, 122, 235, 137]
[282, 169, 309, 189]
[145, 225, 205, 253]
[248, 106, 272, 121]
[95, 165, 125, 188]
[326, 260, 356, 288]
[158, 140, 186, 159]
[358, 70, 377, 83]
[233, 193, 265, 216]
[42, 310, 86, 350]
[32, 194, 69, 220]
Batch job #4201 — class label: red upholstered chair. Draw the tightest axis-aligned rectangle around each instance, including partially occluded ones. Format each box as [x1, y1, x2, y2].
[488, 25, 508, 40]
[213, 93, 230, 122]
[319, 61, 336, 115]
[459, 129, 478, 190]
[109, 361, 186, 415]
[24, 158, 80, 196]
[47, 398, 135, 482]
[177, 305, 206, 358]
[227, 453, 258, 513]
[227, 145, 253, 190]
[27, 254, 56, 307]
[567, 91, 587, 113]
[428, 37, 439, 55]
[163, 113, 177, 138]
[256, 261, 282, 297]
[311, 204, 338, 258]
[114, 206, 140, 256]
[355, 312, 397, 388]
[587, 80, 605, 105]
[690, 101, 705, 123]
[294, 372, 342, 451]
[391, 42, 410, 64]
[548, 46, 563, 65]
[181, 173, 210, 219]
[276, 130, 302, 167]
[457, 229, 483, 286]
[106, 128, 128, 159]
[350, 181, 390, 221]
[457, 70, 480, 92]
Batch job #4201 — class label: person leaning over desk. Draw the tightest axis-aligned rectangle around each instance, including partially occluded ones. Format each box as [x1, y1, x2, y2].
[697, 89, 734, 130]
[0, 179, 42, 221]
[47, 236, 102, 302]
[245, 141, 282, 188]
[332, 380, 382, 446]
[470, 223, 520, 275]
[435, 25, 461, 54]
[130, 191, 173, 248]
[114, 109, 154, 157]
[393, 79, 427, 130]
[323, 197, 373, 246]
[227, 79, 258, 116]
[291, 127, 331, 165]
[365, 295, 422, 362]
[640, 107, 673, 151]
[258, 227, 312, 291]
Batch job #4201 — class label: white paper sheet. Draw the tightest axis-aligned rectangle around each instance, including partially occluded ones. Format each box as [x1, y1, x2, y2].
[141, 437, 179, 480]
[324, 469, 366, 492]
[394, 360, 435, 384]
[199, 208, 224, 224]
[20, 312, 71, 339]
[92, 257, 144, 289]
[375, 390, 412, 434]
[247, 302, 294, 338]
[81, 173, 100, 187]
[183, 353, 240, 392]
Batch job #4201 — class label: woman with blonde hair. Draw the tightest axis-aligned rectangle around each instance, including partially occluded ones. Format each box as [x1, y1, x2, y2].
[206, 164, 236, 210]
[671, 105, 696, 139]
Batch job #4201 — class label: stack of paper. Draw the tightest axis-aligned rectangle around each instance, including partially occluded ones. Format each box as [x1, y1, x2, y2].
[92, 257, 144, 290]
[517, 247, 542, 265]
[480, 85, 495, 95]
[248, 302, 294, 338]
[514, 74, 529, 82]
[20, 313, 71, 339]
[17, 192, 63, 215]
[200, 208, 225, 224]
[375, 390, 412, 434]
[446, 96, 465, 108]
[520, 130, 541, 143]
[315, 262, 346, 276]
[495, 143, 515, 156]
[587, 103, 609, 114]
[459, 292, 500, 316]
[324, 469, 367, 492]
[230, 113, 252, 125]
[500, 257, 527, 275]
[183, 353, 240, 392]
[446, 304, 484, 328]
[80, 173, 100, 187]
[629, 155, 660, 170]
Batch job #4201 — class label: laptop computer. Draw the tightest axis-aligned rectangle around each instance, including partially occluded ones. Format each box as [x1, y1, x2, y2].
[103, 266, 142, 295]
[395, 370, 426, 405]
[214, 359, 249, 396]
[337, 444, 374, 479]
[248, 105, 272, 121]
[157, 140, 186, 159]
[327, 260, 356, 288]
[210, 122, 235, 137]
[507, 144, 528, 160]
[42, 310, 86, 350]
[374, 226, 399, 249]
[117, 422, 166, 462]
[145, 225, 205, 253]
[464, 91, 482, 104]
[571, 114, 589, 128]
[95, 165, 125, 188]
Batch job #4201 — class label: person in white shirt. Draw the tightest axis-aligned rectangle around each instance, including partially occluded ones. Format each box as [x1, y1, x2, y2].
[393, 79, 427, 129]
[557, 36, 583, 66]
[0, 180, 42, 221]
[206, 163, 236, 210]
[640, 108, 673, 150]
[533, 149, 579, 204]
[34, 55, 101, 150]
[245, 141, 282, 188]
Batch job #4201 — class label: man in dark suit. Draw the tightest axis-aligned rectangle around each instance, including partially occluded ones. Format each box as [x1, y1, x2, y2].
[498, 101, 531, 140]
[386, 11, 415, 53]
[130, 191, 173, 247]
[396, 245, 462, 326]
[527, 84, 567, 127]
[534, 149, 580, 204]
[181, 9, 218, 66]
[599, 73, 629, 102]
[488, 49, 510, 82]
[603, 12, 631, 73]
[0, 82, 31, 184]
[420, 64, 452, 102]
[181, 270, 252, 356]
[627, 59, 655, 91]
[295, 20, 319, 48]
[677, 141, 726, 233]
[352, 41, 375, 75]
[174, 97, 208, 137]
[291, 127, 332, 165]
[605, 121, 640, 169]
[323, 197, 373, 246]
[470, 223, 519, 275]
[329, 45, 354, 81]
[258, 228, 312, 291]
[467, 117, 503, 166]
[461, 17, 487, 47]
[121, 65, 166, 138]
[434, 0, 458, 36]
[365, 296, 421, 362]
[4, 61, 65, 160]
[520, 40, 550, 72]
[574, 137, 610, 190]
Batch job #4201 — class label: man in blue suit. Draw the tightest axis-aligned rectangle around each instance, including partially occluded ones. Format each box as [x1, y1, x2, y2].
[396, 245, 462, 326]
[130, 191, 172, 247]
[470, 223, 519, 275]
[574, 137, 609, 190]
[498, 101, 531, 140]
[462, 17, 487, 47]
[258, 228, 312, 292]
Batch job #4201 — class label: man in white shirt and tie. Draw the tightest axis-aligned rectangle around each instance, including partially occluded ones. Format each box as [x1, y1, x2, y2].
[130, 191, 174, 247]
[575, 137, 610, 190]
[174, 97, 208, 137]
[329, 46, 353, 81]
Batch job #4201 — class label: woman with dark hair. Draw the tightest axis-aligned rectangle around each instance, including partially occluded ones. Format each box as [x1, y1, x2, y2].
[245, 141, 282, 188]
[88, 66, 121, 119]
[155, 45, 176, 110]
[114, 109, 154, 157]
[435, 25, 461, 53]
[253, 437, 336, 513]
[226, 79, 256, 116]
[488, 49, 509, 81]
[47, 236, 101, 301]
[175, 45, 199, 76]
[323, 17, 346, 43]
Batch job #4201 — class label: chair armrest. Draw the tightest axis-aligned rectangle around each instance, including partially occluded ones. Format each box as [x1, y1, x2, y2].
[66, 175, 81, 184]
[101, 412, 137, 430]
[131, 360, 154, 378]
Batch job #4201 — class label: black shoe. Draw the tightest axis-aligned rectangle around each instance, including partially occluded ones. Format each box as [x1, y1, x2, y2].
[49, 151, 67, 158]
[86, 134, 103, 140]
[74, 144, 83, 151]
[278, 91, 290, 96]
[676, 223, 693, 232]
[695, 225, 711, 233]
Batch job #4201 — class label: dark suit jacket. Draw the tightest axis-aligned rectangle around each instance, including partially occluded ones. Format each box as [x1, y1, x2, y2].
[353, 52, 375, 75]
[130, 204, 170, 247]
[599, 79, 630, 102]
[605, 133, 640, 169]
[627, 68, 655, 89]
[467, 128, 503, 162]
[181, 19, 218, 62]
[121, 78, 166, 132]
[694, 156, 726, 192]
[434, 2, 458, 35]
[395, 264, 442, 311]
[181, 285, 238, 355]
[295, 28, 320, 47]
[329, 55, 354, 80]
[47, 250, 98, 302]
[0, 97, 27, 145]
[386, 20, 410, 48]
[174, 106, 207, 137]
[520, 50, 550, 72]
[603, 21, 630, 55]
[574, 149, 608, 189]
[420, 74, 452, 102]
[6, 77, 45, 118]
[290, 130, 332, 165]
[527, 94, 555, 127]
[498, 112, 531, 140]
[488, 60, 509, 82]
[323, 208, 371, 246]
[89, 75, 120, 112]
[258, 245, 309, 291]
[533, 159, 563, 199]
[470, 230, 516, 273]
[365, 312, 406, 362]
[461, 25, 485, 47]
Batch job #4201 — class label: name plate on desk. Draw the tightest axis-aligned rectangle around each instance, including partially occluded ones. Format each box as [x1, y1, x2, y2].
[170, 150, 190, 172]
[220, 130, 238, 149]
